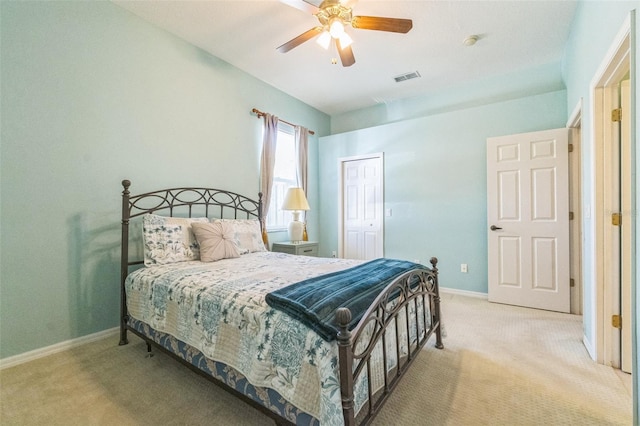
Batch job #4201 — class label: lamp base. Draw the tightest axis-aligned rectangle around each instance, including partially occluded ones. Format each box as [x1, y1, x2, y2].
[288, 211, 303, 243]
[288, 221, 304, 243]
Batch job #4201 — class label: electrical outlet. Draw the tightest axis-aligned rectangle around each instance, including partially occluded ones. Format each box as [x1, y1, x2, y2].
[461, 264, 468, 273]
[332, 251, 337, 258]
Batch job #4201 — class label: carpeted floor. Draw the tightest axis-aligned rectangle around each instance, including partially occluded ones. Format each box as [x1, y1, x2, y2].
[1, 294, 632, 425]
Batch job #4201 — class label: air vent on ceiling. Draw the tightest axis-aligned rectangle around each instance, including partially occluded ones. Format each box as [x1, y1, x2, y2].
[394, 71, 421, 83]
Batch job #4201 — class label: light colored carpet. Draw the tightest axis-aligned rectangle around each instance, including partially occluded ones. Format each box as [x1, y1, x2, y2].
[1, 294, 632, 425]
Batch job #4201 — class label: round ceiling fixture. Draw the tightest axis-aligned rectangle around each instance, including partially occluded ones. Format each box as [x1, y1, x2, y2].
[463, 35, 479, 46]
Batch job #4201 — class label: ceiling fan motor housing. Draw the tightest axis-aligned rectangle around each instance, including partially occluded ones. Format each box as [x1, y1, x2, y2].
[316, 1, 353, 28]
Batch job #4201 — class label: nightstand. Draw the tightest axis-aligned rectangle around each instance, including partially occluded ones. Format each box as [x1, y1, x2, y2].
[271, 241, 319, 257]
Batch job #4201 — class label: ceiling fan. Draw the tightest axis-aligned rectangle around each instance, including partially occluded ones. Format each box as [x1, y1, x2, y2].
[277, 0, 413, 67]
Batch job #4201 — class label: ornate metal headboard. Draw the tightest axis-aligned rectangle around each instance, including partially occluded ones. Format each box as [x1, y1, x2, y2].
[119, 179, 262, 345]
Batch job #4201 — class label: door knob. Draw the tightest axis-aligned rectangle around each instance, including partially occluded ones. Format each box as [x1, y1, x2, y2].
[490, 225, 502, 231]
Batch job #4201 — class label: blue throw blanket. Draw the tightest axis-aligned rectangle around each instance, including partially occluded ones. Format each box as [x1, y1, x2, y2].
[265, 258, 421, 341]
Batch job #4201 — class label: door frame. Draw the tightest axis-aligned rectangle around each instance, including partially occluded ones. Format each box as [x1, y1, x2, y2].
[590, 16, 631, 367]
[337, 152, 384, 259]
[567, 100, 583, 315]
[620, 78, 632, 373]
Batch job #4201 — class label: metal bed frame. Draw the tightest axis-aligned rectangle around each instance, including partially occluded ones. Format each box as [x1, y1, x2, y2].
[119, 179, 444, 425]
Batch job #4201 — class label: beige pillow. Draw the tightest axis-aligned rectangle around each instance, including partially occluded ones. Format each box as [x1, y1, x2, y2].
[191, 221, 240, 262]
[214, 219, 266, 254]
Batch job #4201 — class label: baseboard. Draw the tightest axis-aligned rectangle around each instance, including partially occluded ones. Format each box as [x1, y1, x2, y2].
[0, 327, 119, 370]
[440, 286, 488, 299]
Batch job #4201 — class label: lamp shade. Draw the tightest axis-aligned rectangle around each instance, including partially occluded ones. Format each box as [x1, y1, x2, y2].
[282, 188, 310, 211]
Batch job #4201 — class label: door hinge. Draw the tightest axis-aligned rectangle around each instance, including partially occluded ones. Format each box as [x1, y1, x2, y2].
[569, 211, 574, 220]
[612, 108, 622, 122]
[612, 213, 621, 226]
[568, 143, 574, 153]
[570, 278, 575, 288]
[612, 315, 622, 329]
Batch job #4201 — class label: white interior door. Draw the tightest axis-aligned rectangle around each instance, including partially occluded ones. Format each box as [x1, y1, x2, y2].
[340, 155, 383, 260]
[620, 79, 632, 373]
[487, 128, 570, 313]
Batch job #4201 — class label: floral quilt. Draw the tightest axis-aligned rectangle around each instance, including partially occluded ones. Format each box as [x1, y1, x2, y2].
[125, 251, 364, 425]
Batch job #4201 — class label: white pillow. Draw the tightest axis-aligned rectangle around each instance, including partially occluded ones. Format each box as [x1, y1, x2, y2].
[213, 219, 266, 255]
[191, 221, 240, 262]
[142, 214, 209, 266]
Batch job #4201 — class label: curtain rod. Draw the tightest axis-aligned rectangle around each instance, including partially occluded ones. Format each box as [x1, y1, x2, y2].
[251, 108, 315, 135]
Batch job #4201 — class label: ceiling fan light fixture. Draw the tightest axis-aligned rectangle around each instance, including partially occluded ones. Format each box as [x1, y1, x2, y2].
[317, 31, 332, 49]
[278, 0, 413, 68]
[329, 18, 345, 38]
[338, 32, 353, 48]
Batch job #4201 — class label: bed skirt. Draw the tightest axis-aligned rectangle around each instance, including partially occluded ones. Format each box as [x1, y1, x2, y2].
[128, 317, 319, 425]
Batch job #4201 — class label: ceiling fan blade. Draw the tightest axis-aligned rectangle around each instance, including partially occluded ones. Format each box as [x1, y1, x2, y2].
[277, 27, 323, 53]
[336, 38, 355, 67]
[280, 0, 319, 15]
[351, 16, 413, 33]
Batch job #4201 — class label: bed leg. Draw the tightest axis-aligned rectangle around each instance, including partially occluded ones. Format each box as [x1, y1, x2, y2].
[433, 293, 444, 350]
[119, 320, 128, 346]
[146, 341, 154, 358]
[435, 320, 444, 349]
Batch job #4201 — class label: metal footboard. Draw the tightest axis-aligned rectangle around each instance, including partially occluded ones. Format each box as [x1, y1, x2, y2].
[336, 257, 444, 425]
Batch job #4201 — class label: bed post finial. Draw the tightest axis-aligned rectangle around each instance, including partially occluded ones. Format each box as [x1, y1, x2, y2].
[430, 257, 438, 270]
[336, 307, 355, 426]
[336, 307, 352, 330]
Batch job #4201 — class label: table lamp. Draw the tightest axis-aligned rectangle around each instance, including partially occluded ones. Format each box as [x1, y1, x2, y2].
[281, 187, 310, 243]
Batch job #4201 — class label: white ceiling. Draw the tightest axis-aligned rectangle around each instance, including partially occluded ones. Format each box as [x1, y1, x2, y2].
[113, 0, 578, 116]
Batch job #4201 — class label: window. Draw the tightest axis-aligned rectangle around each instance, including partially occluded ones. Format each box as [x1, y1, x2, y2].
[266, 125, 297, 230]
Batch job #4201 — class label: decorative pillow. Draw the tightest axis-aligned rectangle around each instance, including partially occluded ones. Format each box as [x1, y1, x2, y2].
[142, 214, 209, 266]
[191, 222, 240, 262]
[213, 219, 266, 255]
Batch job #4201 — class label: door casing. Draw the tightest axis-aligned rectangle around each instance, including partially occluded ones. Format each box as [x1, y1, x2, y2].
[567, 101, 583, 316]
[589, 16, 632, 369]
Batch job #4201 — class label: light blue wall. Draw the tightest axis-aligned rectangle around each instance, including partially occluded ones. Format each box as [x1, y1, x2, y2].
[319, 90, 567, 293]
[0, 1, 329, 359]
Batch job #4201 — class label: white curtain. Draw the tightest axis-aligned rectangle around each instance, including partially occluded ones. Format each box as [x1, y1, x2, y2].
[259, 113, 279, 246]
[295, 125, 309, 225]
